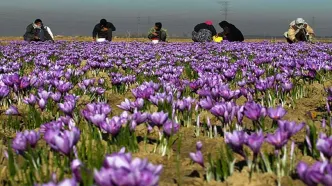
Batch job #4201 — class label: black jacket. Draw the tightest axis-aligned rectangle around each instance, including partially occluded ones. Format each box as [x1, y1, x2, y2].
[219, 22, 244, 42]
[194, 23, 217, 36]
[23, 23, 53, 42]
[93, 22, 116, 41]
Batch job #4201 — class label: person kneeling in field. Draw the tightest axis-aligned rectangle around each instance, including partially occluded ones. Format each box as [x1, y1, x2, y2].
[218, 21, 244, 42]
[93, 19, 116, 42]
[192, 20, 217, 42]
[284, 18, 315, 44]
[23, 19, 54, 42]
[148, 22, 168, 42]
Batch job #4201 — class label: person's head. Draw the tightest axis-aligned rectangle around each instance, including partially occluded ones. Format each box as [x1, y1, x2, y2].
[295, 18, 305, 28]
[219, 21, 229, 28]
[34, 19, 42, 27]
[205, 20, 213, 26]
[100, 19, 107, 28]
[155, 22, 162, 31]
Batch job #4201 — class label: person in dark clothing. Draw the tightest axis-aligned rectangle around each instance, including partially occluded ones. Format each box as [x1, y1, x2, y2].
[148, 22, 168, 42]
[23, 19, 54, 42]
[92, 19, 116, 41]
[218, 21, 244, 42]
[192, 20, 217, 42]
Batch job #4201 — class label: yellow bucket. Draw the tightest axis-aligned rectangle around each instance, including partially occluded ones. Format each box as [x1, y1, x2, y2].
[213, 36, 223, 43]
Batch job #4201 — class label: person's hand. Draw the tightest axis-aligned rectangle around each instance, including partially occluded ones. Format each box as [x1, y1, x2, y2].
[93, 38, 96, 42]
[101, 27, 109, 31]
[34, 36, 39, 39]
[152, 32, 158, 36]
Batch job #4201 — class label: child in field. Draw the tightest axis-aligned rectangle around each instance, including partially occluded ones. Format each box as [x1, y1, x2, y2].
[92, 19, 116, 42]
[23, 19, 54, 42]
[148, 22, 168, 42]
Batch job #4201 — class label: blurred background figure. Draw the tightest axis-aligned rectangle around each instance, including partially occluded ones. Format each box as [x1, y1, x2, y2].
[284, 18, 315, 44]
[192, 20, 217, 42]
[218, 21, 244, 42]
[148, 22, 168, 42]
[23, 19, 54, 42]
[93, 19, 116, 42]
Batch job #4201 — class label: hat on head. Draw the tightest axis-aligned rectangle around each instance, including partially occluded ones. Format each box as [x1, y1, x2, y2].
[34, 19, 42, 24]
[219, 21, 229, 28]
[100, 19, 107, 26]
[295, 18, 305, 25]
[205, 20, 213, 25]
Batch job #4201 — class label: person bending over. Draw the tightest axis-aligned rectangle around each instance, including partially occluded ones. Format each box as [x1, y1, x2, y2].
[218, 21, 244, 42]
[23, 19, 54, 42]
[93, 19, 116, 41]
[148, 22, 168, 42]
[192, 20, 217, 42]
[284, 18, 314, 44]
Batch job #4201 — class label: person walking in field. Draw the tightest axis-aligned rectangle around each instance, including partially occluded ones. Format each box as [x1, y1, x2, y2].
[192, 20, 217, 42]
[218, 21, 244, 42]
[93, 19, 116, 42]
[148, 22, 168, 42]
[283, 18, 315, 44]
[23, 19, 54, 42]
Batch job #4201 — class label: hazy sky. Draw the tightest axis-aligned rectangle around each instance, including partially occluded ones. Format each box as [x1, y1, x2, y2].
[0, 0, 331, 37]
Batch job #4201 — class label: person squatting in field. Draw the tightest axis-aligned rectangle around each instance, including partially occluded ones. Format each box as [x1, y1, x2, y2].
[92, 19, 116, 41]
[218, 21, 244, 42]
[148, 22, 168, 42]
[192, 20, 217, 42]
[23, 19, 54, 42]
[284, 18, 315, 44]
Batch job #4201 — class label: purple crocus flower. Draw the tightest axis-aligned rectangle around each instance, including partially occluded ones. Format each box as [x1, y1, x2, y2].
[37, 178, 78, 186]
[267, 105, 287, 120]
[56, 81, 73, 93]
[71, 159, 82, 182]
[38, 90, 50, 100]
[266, 130, 289, 150]
[189, 141, 204, 167]
[59, 100, 76, 115]
[210, 104, 225, 117]
[47, 127, 80, 156]
[23, 94, 37, 105]
[0, 86, 10, 98]
[225, 130, 248, 157]
[278, 120, 304, 138]
[117, 99, 133, 111]
[51, 92, 62, 102]
[149, 111, 168, 126]
[100, 116, 123, 135]
[316, 133, 332, 160]
[132, 98, 144, 110]
[199, 96, 214, 110]
[245, 130, 264, 154]
[38, 98, 47, 110]
[12, 130, 40, 151]
[297, 161, 326, 186]
[5, 105, 19, 115]
[162, 120, 180, 136]
[132, 112, 148, 124]
[244, 101, 266, 121]
[94, 148, 162, 186]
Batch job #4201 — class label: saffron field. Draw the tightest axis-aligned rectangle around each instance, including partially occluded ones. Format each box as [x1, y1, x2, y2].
[0, 41, 332, 186]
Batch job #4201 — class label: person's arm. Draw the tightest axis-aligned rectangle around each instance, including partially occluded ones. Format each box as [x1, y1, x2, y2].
[109, 23, 116, 31]
[211, 26, 217, 36]
[287, 27, 296, 42]
[305, 24, 314, 35]
[147, 27, 154, 39]
[24, 25, 35, 41]
[92, 25, 99, 40]
[162, 29, 169, 42]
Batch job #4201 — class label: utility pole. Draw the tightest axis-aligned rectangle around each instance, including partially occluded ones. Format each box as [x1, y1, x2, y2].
[312, 16, 315, 28]
[219, 1, 230, 20]
[137, 15, 140, 37]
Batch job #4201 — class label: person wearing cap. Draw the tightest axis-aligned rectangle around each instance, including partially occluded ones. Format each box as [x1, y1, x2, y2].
[148, 22, 168, 42]
[92, 19, 116, 41]
[192, 20, 217, 42]
[218, 21, 244, 42]
[23, 19, 54, 42]
[284, 18, 314, 44]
